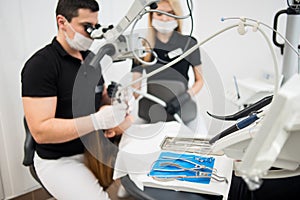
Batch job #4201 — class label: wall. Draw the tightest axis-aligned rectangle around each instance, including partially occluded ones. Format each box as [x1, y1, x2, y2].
[0, 0, 57, 198]
[0, 126, 4, 199]
[0, 0, 289, 198]
[191, 0, 287, 133]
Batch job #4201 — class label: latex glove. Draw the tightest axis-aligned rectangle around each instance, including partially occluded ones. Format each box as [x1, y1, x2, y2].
[166, 92, 191, 115]
[90, 103, 127, 130]
[107, 81, 121, 98]
[104, 115, 134, 138]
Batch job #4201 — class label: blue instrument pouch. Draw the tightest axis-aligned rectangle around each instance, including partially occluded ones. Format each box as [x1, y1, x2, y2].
[148, 152, 215, 184]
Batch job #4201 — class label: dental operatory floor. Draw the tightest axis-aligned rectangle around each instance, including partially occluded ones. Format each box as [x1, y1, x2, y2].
[11, 179, 135, 200]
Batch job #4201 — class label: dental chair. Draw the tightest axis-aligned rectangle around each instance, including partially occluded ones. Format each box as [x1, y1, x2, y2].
[22, 117, 52, 196]
[138, 80, 197, 124]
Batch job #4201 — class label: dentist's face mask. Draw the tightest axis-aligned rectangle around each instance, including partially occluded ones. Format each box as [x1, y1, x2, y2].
[65, 22, 93, 51]
[152, 18, 178, 34]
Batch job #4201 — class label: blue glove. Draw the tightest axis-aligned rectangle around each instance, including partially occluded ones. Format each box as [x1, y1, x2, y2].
[107, 81, 121, 98]
[166, 92, 191, 115]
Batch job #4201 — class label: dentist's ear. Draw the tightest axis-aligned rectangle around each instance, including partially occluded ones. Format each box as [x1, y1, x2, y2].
[57, 15, 67, 30]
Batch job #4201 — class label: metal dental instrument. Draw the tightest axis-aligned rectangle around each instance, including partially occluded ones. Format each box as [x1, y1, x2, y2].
[195, 157, 214, 163]
[159, 137, 218, 155]
[160, 156, 216, 172]
[159, 162, 210, 172]
[157, 162, 227, 182]
[151, 175, 228, 183]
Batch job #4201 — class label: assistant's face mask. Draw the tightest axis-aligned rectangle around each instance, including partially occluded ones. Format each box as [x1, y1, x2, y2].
[152, 18, 178, 34]
[65, 23, 93, 51]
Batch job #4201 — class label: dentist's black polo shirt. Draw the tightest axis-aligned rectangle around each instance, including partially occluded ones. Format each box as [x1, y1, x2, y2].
[21, 37, 104, 159]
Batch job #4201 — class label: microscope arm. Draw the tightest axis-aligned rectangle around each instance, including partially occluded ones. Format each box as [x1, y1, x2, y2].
[88, 0, 159, 66]
[91, 0, 159, 41]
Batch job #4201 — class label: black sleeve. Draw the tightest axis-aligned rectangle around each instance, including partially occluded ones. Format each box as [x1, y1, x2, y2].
[21, 53, 58, 97]
[185, 36, 201, 67]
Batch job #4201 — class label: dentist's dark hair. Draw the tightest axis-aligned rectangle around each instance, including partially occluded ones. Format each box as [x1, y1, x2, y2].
[56, 0, 99, 22]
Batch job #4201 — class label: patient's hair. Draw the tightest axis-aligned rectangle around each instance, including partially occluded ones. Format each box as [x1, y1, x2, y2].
[84, 131, 121, 189]
[56, 0, 99, 22]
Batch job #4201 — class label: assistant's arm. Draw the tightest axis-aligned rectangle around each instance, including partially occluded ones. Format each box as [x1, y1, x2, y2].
[187, 64, 204, 97]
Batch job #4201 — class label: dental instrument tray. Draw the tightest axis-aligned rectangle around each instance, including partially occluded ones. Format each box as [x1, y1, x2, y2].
[160, 137, 223, 155]
[148, 151, 227, 184]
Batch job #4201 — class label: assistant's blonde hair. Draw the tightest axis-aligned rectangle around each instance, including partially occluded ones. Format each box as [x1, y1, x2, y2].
[142, 0, 183, 63]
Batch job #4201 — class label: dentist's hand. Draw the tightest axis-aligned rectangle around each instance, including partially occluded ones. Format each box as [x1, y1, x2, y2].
[90, 103, 127, 130]
[104, 114, 134, 138]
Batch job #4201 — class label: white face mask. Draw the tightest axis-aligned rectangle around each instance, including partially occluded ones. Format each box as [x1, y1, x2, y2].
[152, 18, 178, 34]
[65, 23, 93, 51]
